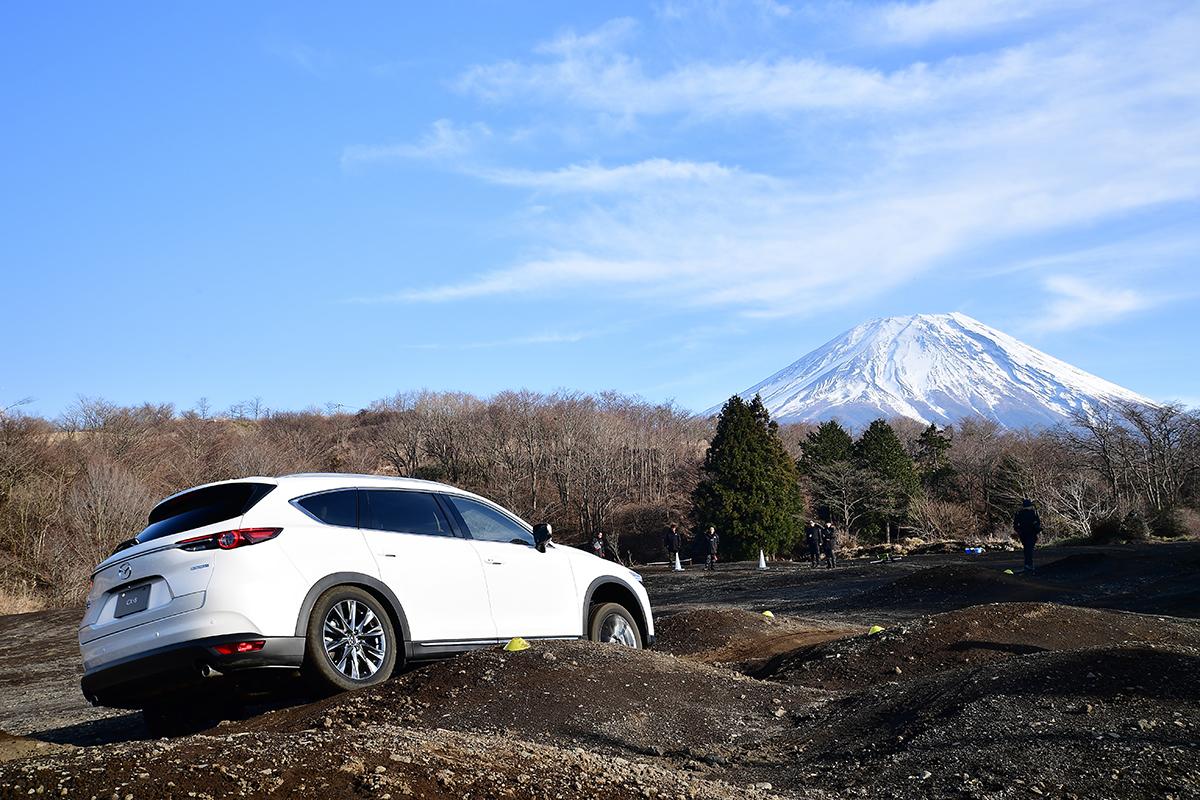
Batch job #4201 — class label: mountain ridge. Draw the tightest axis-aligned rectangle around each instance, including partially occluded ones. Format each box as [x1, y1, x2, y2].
[715, 313, 1155, 429]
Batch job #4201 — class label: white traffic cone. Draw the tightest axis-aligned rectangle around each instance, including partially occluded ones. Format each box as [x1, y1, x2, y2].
[673, 552, 684, 572]
[757, 549, 769, 570]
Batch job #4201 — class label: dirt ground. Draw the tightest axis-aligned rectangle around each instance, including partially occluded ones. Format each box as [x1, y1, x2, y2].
[0, 543, 1197, 799]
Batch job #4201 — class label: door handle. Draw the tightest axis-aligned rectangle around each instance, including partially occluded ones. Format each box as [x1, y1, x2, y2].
[485, 558, 504, 566]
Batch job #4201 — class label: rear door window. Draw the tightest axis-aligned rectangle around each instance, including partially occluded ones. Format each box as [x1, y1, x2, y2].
[136, 482, 276, 544]
[361, 490, 454, 537]
[443, 495, 534, 547]
[295, 490, 358, 528]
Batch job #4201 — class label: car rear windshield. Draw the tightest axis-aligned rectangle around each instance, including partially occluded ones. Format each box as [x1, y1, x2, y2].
[135, 482, 276, 544]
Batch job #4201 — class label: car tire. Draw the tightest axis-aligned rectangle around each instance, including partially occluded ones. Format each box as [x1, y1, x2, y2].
[588, 602, 642, 649]
[304, 586, 398, 693]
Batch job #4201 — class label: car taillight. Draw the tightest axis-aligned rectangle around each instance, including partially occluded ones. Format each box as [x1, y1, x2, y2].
[213, 640, 265, 655]
[177, 528, 282, 552]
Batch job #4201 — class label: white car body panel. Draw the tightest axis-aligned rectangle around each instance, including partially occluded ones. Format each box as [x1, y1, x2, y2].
[365, 529, 496, 643]
[470, 538, 579, 639]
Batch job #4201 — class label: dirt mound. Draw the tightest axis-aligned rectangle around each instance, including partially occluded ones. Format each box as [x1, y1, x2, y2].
[847, 564, 1064, 609]
[774, 644, 1200, 798]
[761, 602, 1200, 690]
[0, 725, 782, 800]
[244, 640, 814, 761]
[656, 607, 852, 667]
[656, 607, 791, 657]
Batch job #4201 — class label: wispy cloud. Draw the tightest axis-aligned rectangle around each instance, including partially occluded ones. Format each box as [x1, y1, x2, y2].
[1033, 275, 1155, 332]
[872, 0, 1070, 44]
[391, 8, 1200, 319]
[472, 159, 752, 193]
[457, 17, 1090, 116]
[357, 5, 1200, 323]
[341, 119, 490, 167]
[654, 0, 792, 22]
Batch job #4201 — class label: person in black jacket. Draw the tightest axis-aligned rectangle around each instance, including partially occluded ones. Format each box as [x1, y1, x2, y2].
[663, 523, 682, 568]
[704, 526, 720, 571]
[822, 521, 837, 569]
[1012, 498, 1042, 574]
[805, 521, 821, 568]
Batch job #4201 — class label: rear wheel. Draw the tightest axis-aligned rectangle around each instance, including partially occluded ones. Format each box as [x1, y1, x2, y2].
[304, 586, 397, 693]
[588, 602, 642, 649]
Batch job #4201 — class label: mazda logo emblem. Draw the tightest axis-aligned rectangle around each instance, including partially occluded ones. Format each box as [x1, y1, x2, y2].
[117, 563, 132, 581]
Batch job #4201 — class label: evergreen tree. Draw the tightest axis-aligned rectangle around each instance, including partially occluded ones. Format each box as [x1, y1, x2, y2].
[692, 395, 804, 559]
[797, 420, 856, 523]
[915, 423, 956, 494]
[797, 420, 854, 474]
[854, 419, 918, 541]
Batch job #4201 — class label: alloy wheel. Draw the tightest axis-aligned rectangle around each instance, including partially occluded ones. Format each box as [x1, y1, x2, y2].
[598, 612, 638, 648]
[322, 598, 387, 680]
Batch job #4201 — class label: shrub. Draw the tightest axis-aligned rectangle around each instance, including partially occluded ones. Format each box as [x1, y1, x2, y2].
[1122, 510, 1150, 542]
[1151, 507, 1200, 539]
[908, 496, 977, 541]
[1090, 514, 1126, 544]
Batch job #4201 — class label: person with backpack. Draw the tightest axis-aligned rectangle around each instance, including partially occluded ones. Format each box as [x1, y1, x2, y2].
[1012, 498, 1042, 574]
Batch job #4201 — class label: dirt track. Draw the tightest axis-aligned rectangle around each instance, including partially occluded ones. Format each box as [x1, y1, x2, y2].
[0, 543, 1197, 799]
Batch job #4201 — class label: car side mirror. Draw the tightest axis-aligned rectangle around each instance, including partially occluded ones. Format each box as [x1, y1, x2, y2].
[533, 523, 553, 552]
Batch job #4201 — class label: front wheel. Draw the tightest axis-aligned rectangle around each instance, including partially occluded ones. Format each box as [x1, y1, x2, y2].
[304, 586, 398, 693]
[588, 602, 642, 649]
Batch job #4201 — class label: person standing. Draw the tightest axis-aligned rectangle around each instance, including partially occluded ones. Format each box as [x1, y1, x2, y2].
[806, 521, 821, 568]
[704, 526, 720, 571]
[822, 521, 837, 569]
[1012, 498, 1042, 574]
[591, 531, 622, 565]
[663, 522, 682, 567]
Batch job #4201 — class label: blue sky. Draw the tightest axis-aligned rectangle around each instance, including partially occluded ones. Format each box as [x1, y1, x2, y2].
[3, 0, 1198, 417]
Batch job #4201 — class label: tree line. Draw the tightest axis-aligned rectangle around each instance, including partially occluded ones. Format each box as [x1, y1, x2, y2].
[0, 391, 1196, 608]
[693, 396, 1200, 559]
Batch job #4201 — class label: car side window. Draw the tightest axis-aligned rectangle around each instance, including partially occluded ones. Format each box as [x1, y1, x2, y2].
[362, 490, 454, 537]
[295, 490, 358, 528]
[444, 495, 535, 547]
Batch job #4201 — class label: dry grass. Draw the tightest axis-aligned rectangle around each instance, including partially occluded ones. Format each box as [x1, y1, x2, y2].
[0, 585, 46, 616]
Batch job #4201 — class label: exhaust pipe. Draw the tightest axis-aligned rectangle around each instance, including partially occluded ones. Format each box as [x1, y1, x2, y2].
[198, 663, 223, 679]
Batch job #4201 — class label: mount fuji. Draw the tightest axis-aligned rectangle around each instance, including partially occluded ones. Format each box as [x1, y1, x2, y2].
[719, 313, 1155, 429]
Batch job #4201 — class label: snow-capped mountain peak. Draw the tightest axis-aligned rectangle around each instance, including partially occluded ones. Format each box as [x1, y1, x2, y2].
[719, 313, 1155, 429]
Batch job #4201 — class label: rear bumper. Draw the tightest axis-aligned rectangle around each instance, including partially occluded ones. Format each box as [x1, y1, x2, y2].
[80, 634, 305, 709]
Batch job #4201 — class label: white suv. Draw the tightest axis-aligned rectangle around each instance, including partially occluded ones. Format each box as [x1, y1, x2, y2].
[80, 473, 653, 716]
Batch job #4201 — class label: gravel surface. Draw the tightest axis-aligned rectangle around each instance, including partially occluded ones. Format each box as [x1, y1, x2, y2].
[0, 543, 1197, 799]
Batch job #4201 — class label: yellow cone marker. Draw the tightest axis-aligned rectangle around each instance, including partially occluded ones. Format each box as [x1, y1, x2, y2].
[761, 610, 775, 619]
[1003, 569, 1015, 575]
[868, 625, 884, 635]
[503, 637, 530, 652]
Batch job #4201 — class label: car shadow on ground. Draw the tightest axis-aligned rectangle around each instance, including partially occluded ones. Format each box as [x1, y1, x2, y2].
[33, 713, 145, 747]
